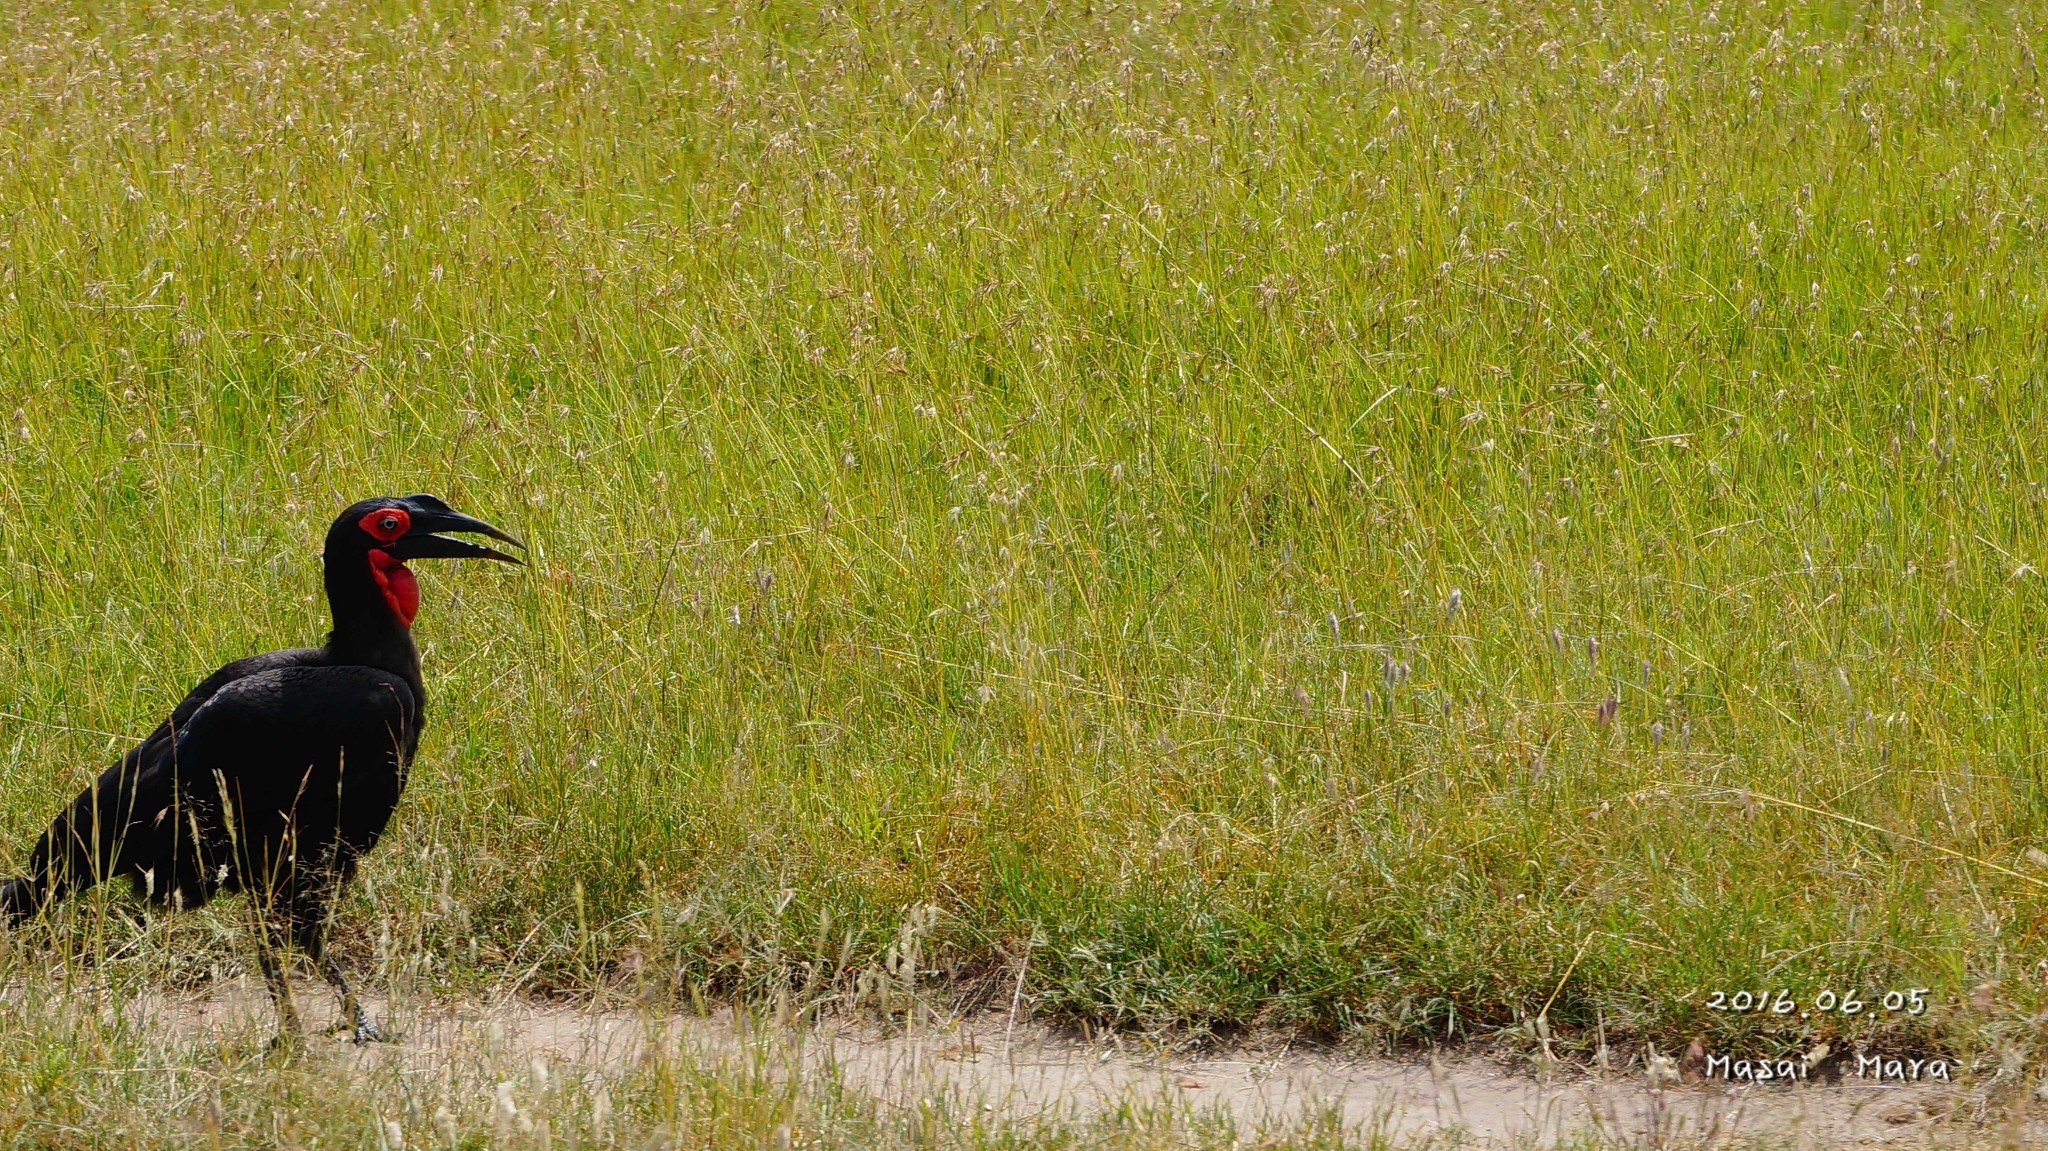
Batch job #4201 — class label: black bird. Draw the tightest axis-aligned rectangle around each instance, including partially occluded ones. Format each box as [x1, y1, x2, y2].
[0, 495, 521, 1042]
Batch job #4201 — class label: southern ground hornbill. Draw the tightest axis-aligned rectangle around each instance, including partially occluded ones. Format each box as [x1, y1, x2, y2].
[0, 495, 520, 1042]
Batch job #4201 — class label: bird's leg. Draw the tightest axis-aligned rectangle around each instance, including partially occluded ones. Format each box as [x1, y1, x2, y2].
[319, 953, 383, 1044]
[254, 923, 302, 1049]
[293, 911, 383, 1044]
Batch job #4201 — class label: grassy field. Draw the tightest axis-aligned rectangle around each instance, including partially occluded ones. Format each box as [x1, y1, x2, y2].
[3, 0, 2048, 1108]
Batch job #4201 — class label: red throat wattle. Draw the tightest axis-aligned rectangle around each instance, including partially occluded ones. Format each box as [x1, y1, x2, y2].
[367, 549, 421, 627]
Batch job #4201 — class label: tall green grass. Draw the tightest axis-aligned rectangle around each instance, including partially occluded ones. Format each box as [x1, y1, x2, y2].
[2, 0, 2047, 1062]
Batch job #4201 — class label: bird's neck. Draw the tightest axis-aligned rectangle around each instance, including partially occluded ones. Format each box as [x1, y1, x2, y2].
[324, 617, 423, 685]
[323, 610, 423, 679]
[324, 567, 425, 690]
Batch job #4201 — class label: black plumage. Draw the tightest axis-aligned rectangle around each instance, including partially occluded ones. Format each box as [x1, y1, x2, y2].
[0, 495, 520, 1042]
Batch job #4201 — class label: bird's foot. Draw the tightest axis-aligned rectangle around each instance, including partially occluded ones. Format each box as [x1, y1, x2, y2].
[328, 1015, 386, 1044]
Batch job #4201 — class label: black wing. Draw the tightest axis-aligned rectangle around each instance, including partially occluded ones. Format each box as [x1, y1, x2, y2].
[171, 666, 419, 903]
[1, 648, 326, 917]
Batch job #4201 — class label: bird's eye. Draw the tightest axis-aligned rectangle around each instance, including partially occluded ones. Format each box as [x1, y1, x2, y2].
[357, 506, 413, 542]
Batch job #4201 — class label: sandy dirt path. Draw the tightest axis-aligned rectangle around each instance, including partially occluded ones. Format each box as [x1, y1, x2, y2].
[142, 981, 2037, 1149]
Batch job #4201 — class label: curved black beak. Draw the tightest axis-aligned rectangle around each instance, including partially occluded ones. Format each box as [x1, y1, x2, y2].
[388, 495, 525, 564]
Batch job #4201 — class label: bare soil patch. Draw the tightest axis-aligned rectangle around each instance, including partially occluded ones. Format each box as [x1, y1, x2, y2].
[121, 980, 2041, 1149]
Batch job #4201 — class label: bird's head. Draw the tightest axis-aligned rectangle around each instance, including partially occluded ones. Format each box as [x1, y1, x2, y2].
[325, 495, 523, 628]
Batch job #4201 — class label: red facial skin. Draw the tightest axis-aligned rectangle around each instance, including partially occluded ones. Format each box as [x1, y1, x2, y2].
[358, 507, 420, 626]
[358, 507, 411, 543]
